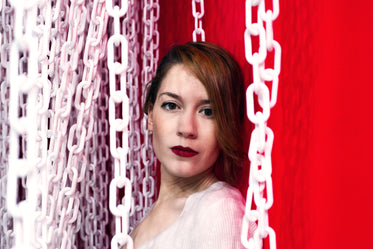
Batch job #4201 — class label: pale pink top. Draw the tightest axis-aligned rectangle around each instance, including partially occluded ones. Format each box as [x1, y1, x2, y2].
[137, 181, 255, 249]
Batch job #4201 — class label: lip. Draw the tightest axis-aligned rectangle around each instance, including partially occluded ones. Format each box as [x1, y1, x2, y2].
[171, 146, 198, 158]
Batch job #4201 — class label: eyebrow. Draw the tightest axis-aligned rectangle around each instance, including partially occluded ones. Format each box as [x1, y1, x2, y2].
[158, 92, 211, 104]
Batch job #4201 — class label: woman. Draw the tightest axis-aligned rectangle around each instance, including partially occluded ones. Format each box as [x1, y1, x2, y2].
[129, 42, 254, 249]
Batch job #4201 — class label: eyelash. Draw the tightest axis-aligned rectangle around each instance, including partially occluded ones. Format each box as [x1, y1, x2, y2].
[160, 102, 213, 118]
[200, 107, 213, 118]
[161, 102, 179, 111]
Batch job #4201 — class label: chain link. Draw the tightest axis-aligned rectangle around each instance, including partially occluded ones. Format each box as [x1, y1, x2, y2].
[124, 0, 144, 232]
[77, 1, 110, 248]
[192, 0, 205, 42]
[242, 1, 281, 249]
[1, 0, 159, 248]
[0, 0, 14, 247]
[105, 0, 134, 248]
[140, 0, 158, 220]
[2, 0, 111, 248]
[49, 1, 93, 247]
[7, 0, 42, 248]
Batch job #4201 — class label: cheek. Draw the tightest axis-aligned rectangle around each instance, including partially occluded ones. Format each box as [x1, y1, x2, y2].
[151, 129, 163, 161]
[151, 116, 171, 149]
[202, 125, 220, 155]
[152, 116, 169, 137]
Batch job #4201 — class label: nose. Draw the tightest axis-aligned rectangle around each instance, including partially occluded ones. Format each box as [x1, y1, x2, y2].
[177, 110, 197, 139]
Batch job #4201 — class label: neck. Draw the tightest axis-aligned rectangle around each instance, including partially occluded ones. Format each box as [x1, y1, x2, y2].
[157, 166, 218, 203]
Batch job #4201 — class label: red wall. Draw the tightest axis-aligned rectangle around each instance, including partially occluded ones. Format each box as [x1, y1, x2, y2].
[158, 1, 373, 248]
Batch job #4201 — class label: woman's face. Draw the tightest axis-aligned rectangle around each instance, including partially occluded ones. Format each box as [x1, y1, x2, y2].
[148, 64, 221, 179]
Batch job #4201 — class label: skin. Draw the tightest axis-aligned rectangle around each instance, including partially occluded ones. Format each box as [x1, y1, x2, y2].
[130, 64, 221, 249]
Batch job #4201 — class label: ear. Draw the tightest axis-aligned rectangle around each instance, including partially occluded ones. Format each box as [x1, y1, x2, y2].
[147, 107, 154, 132]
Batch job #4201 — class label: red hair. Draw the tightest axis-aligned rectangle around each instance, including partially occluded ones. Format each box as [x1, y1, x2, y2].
[144, 42, 246, 187]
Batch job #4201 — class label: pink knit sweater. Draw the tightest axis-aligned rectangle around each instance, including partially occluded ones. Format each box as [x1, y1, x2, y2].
[136, 181, 255, 249]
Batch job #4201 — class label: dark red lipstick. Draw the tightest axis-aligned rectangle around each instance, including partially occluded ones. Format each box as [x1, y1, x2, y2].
[171, 146, 198, 157]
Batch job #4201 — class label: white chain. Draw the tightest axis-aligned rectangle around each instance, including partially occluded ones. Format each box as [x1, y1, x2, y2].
[242, 0, 281, 249]
[77, 1, 109, 248]
[124, 0, 143, 231]
[42, 2, 76, 247]
[192, 0, 205, 42]
[1, 0, 159, 248]
[1, 0, 15, 247]
[7, 0, 43, 248]
[140, 0, 158, 219]
[105, 1, 133, 248]
[33, 1, 53, 248]
[49, 1, 94, 247]
[85, 56, 110, 249]
[3, 0, 111, 248]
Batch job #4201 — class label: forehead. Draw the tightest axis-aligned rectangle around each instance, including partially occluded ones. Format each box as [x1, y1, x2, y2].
[157, 64, 209, 99]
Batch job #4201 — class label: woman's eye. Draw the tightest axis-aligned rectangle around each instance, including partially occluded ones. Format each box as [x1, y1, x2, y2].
[161, 102, 179, 111]
[201, 107, 213, 118]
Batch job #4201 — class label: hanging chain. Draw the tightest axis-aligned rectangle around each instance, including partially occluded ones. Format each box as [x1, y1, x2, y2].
[0, 0, 15, 247]
[2, 0, 159, 248]
[42, 1, 79, 248]
[192, 0, 205, 42]
[33, 1, 52, 248]
[124, 0, 143, 232]
[242, 0, 281, 249]
[48, 1, 95, 248]
[5, 0, 110, 248]
[7, 0, 41, 248]
[105, 0, 133, 248]
[77, 0, 110, 248]
[140, 0, 158, 220]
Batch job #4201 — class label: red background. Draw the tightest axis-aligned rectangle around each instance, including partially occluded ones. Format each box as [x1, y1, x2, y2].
[157, 0, 373, 249]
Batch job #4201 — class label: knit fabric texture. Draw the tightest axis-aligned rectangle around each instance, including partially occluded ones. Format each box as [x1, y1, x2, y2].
[136, 181, 255, 249]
